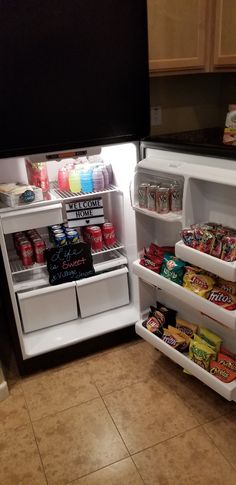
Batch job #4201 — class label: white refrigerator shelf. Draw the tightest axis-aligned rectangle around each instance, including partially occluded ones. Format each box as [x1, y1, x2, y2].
[133, 204, 182, 222]
[133, 260, 236, 330]
[176, 240, 236, 282]
[135, 320, 236, 402]
[50, 181, 119, 200]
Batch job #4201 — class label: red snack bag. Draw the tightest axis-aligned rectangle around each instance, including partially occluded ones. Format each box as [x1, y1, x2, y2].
[181, 229, 198, 249]
[140, 244, 174, 273]
[221, 236, 236, 262]
[211, 228, 226, 258]
[208, 288, 236, 310]
[198, 230, 215, 254]
[218, 278, 236, 295]
[217, 353, 236, 373]
[220, 345, 236, 359]
[210, 361, 235, 383]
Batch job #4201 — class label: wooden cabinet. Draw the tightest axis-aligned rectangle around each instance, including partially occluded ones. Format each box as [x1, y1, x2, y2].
[147, 0, 209, 73]
[148, 0, 236, 74]
[213, 0, 236, 68]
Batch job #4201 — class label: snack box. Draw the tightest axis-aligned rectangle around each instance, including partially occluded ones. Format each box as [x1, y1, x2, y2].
[0, 183, 43, 208]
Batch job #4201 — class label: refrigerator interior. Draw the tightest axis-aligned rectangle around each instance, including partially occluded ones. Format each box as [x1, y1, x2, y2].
[133, 148, 236, 401]
[0, 143, 140, 359]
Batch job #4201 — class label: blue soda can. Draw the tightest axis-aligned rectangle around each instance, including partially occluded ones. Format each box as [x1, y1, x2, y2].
[66, 230, 79, 244]
[54, 233, 67, 246]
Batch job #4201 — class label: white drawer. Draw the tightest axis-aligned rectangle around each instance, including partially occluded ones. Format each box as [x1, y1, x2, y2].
[18, 282, 78, 333]
[1, 203, 63, 234]
[76, 267, 129, 318]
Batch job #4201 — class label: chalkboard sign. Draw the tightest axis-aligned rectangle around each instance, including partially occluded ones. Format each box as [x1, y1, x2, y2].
[45, 242, 95, 286]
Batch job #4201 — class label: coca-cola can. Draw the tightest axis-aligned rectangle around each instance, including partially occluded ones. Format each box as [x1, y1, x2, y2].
[20, 241, 34, 267]
[33, 239, 46, 264]
[102, 222, 116, 247]
[90, 226, 103, 251]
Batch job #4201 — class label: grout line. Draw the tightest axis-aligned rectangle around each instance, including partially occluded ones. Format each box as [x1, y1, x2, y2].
[202, 420, 236, 472]
[22, 392, 49, 485]
[64, 457, 139, 485]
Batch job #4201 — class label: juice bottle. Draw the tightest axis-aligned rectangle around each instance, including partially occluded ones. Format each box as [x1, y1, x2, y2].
[57, 167, 69, 191]
[69, 168, 81, 193]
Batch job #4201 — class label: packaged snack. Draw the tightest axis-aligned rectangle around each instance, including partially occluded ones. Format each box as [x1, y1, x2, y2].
[210, 361, 235, 383]
[139, 244, 174, 273]
[189, 339, 216, 371]
[217, 353, 236, 373]
[211, 228, 226, 258]
[168, 325, 190, 352]
[208, 288, 236, 310]
[143, 316, 164, 338]
[221, 236, 236, 262]
[223, 104, 236, 146]
[162, 329, 185, 349]
[193, 334, 217, 359]
[199, 327, 222, 353]
[181, 229, 198, 249]
[220, 345, 236, 359]
[218, 279, 236, 295]
[160, 254, 186, 285]
[150, 302, 176, 328]
[183, 270, 215, 298]
[176, 317, 198, 337]
[198, 230, 215, 254]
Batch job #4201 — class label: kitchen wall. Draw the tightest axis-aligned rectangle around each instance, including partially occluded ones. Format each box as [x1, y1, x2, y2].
[150, 73, 228, 136]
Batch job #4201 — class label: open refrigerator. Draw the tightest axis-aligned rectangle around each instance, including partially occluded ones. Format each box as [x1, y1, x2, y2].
[1, 142, 236, 401]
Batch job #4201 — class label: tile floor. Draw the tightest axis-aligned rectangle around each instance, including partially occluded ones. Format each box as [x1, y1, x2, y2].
[1, 339, 236, 485]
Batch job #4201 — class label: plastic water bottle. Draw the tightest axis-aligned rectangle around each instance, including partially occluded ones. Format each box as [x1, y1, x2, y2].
[92, 165, 104, 192]
[69, 168, 81, 193]
[101, 164, 109, 189]
[80, 165, 93, 193]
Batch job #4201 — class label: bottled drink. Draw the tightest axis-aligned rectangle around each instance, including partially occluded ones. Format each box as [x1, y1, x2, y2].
[69, 168, 81, 193]
[57, 167, 69, 191]
[101, 165, 109, 189]
[92, 166, 104, 192]
[105, 161, 113, 184]
[80, 165, 93, 193]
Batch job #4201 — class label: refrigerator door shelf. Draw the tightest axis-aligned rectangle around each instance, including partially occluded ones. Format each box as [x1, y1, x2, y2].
[133, 204, 182, 222]
[18, 282, 78, 333]
[0, 203, 63, 234]
[136, 320, 236, 402]
[133, 260, 236, 330]
[76, 267, 129, 318]
[176, 241, 236, 282]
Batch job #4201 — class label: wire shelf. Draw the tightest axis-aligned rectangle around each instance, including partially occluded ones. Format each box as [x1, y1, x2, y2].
[50, 182, 119, 200]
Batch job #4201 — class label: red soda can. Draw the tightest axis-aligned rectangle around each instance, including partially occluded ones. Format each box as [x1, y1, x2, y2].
[83, 226, 93, 243]
[102, 222, 116, 247]
[33, 239, 46, 263]
[90, 226, 103, 251]
[20, 241, 34, 267]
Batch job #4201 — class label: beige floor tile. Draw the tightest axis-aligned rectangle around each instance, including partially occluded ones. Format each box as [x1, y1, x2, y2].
[133, 427, 236, 485]
[0, 424, 46, 485]
[154, 353, 234, 424]
[33, 397, 128, 485]
[86, 341, 162, 396]
[103, 378, 198, 454]
[0, 392, 30, 432]
[22, 361, 99, 421]
[70, 458, 143, 485]
[204, 410, 236, 470]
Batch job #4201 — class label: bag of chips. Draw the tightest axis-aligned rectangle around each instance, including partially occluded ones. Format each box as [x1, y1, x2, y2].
[168, 325, 190, 352]
[210, 361, 235, 383]
[183, 268, 216, 298]
[176, 317, 198, 337]
[139, 244, 175, 273]
[198, 327, 222, 353]
[150, 302, 176, 328]
[193, 334, 217, 360]
[217, 353, 236, 373]
[189, 339, 216, 371]
[208, 288, 236, 310]
[160, 254, 186, 285]
[162, 329, 185, 349]
[142, 316, 164, 338]
[218, 279, 236, 295]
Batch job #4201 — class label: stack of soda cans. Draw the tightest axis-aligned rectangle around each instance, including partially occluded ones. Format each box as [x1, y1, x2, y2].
[49, 224, 80, 247]
[14, 230, 46, 267]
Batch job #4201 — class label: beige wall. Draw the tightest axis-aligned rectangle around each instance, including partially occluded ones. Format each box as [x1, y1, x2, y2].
[150, 73, 224, 135]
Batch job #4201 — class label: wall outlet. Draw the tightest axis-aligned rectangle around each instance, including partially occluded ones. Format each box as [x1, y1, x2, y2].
[151, 106, 162, 126]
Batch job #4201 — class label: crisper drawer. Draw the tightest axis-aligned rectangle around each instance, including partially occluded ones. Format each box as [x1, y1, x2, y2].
[76, 267, 129, 318]
[1, 203, 63, 234]
[18, 282, 78, 333]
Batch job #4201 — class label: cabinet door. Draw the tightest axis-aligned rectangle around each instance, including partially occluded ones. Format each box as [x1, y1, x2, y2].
[213, 0, 236, 67]
[148, 0, 208, 73]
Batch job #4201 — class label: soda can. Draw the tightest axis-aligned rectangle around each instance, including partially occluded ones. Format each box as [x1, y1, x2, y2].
[54, 233, 67, 246]
[20, 241, 34, 266]
[138, 183, 149, 208]
[156, 186, 170, 214]
[52, 228, 64, 236]
[90, 226, 103, 251]
[66, 230, 79, 244]
[33, 239, 46, 263]
[147, 185, 157, 211]
[170, 183, 182, 212]
[51, 225, 62, 231]
[102, 222, 116, 247]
